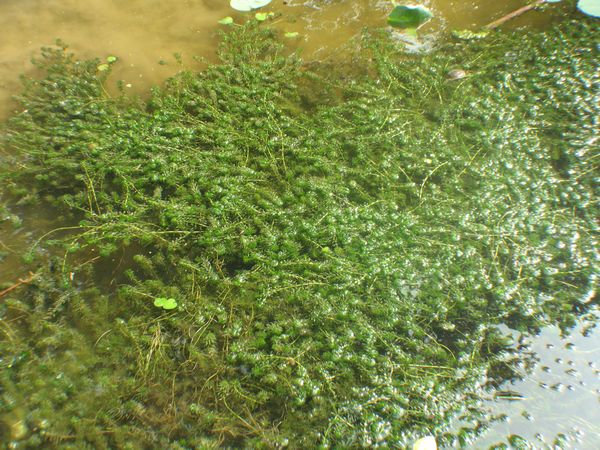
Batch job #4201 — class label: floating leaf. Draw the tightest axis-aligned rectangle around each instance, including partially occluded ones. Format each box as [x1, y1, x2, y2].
[96, 63, 110, 72]
[162, 299, 178, 310]
[255, 12, 268, 21]
[230, 0, 272, 12]
[218, 16, 234, 25]
[577, 0, 600, 17]
[388, 5, 433, 29]
[106, 56, 118, 63]
[284, 31, 300, 38]
[413, 436, 437, 450]
[154, 297, 178, 310]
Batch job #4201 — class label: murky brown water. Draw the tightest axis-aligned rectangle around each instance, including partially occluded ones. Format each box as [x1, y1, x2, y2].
[0, 0, 568, 120]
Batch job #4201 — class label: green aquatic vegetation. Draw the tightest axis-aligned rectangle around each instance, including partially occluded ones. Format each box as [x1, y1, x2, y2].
[0, 19, 598, 448]
[218, 16, 235, 25]
[388, 5, 433, 30]
[153, 297, 178, 310]
[254, 12, 274, 22]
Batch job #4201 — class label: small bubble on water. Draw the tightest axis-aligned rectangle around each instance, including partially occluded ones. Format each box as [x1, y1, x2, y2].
[521, 411, 534, 421]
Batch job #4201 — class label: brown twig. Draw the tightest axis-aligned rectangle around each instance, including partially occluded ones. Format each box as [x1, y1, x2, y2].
[484, 0, 546, 30]
[0, 271, 38, 299]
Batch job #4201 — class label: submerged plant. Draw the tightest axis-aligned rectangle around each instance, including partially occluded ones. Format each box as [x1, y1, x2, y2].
[0, 17, 598, 448]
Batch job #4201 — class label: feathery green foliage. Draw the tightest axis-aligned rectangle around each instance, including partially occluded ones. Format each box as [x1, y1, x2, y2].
[1, 20, 598, 448]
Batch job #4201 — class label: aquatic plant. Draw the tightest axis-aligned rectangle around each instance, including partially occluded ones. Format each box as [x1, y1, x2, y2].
[0, 18, 598, 448]
[388, 4, 433, 30]
[153, 297, 178, 310]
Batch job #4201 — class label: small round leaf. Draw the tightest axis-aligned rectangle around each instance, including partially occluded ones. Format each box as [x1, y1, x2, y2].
[218, 16, 235, 25]
[162, 298, 178, 310]
[388, 5, 433, 29]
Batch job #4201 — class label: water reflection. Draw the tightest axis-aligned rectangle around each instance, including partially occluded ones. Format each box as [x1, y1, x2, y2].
[474, 311, 600, 449]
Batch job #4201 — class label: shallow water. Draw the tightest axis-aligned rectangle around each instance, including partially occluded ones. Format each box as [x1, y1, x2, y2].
[472, 313, 600, 449]
[0, 1, 597, 448]
[0, 0, 567, 120]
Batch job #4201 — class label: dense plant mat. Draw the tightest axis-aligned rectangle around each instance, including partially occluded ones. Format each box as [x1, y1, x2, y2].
[0, 20, 598, 448]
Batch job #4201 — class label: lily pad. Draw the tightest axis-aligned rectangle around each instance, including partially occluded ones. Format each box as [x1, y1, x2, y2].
[106, 56, 118, 63]
[577, 0, 600, 17]
[154, 297, 178, 310]
[230, 0, 272, 12]
[388, 5, 433, 29]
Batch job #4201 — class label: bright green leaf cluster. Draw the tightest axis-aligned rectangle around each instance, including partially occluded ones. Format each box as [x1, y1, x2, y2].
[153, 297, 178, 310]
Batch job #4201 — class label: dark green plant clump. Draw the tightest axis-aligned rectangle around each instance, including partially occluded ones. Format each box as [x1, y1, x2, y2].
[0, 20, 598, 448]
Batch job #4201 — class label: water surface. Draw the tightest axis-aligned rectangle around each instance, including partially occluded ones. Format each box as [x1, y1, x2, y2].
[0, 0, 567, 119]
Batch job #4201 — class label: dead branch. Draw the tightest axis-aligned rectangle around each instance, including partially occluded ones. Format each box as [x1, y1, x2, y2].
[484, 0, 546, 30]
[0, 271, 38, 299]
